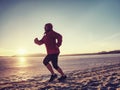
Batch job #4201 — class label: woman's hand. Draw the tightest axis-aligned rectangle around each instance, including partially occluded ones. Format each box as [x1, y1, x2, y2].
[34, 38, 39, 44]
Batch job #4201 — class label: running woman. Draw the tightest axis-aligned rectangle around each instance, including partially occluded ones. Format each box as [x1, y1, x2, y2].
[34, 23, 66, 82]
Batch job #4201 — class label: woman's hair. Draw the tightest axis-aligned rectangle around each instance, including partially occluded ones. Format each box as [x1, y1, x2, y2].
[45, 23, 53, 30]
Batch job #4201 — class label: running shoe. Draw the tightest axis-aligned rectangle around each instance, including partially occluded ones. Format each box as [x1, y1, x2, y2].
[49, 74, 57, 82]
[58, 75, 67, 81]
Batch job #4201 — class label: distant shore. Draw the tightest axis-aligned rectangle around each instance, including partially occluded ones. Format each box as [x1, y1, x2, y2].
[0, 50, 120, 57]
[8, 50, 120, 57]
[0, 63, 120, 90]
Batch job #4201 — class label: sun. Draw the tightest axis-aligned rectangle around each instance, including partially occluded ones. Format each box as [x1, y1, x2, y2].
[17, 48, 27, 56]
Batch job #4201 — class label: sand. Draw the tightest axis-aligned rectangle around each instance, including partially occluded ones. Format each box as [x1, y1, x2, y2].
[0, 63, 120, 90]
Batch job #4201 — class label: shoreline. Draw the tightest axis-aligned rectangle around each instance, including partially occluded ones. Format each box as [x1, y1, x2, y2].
[1, 50, 120, 57]
[0, 63, 120, 90]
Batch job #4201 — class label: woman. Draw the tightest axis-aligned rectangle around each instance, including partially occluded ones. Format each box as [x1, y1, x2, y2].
[34, 23, 66, 82]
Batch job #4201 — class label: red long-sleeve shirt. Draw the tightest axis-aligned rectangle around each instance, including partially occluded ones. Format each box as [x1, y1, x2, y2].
[38, 30, 62, 54]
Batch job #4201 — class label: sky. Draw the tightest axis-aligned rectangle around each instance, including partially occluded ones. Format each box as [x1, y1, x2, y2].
[0, 0, 120, 56]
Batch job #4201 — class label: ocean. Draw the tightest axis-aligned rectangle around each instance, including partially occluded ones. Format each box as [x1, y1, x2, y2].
[0, 54, 120, 83]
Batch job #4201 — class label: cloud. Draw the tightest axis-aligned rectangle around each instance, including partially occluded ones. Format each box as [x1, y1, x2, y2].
[102, 33, 120, 41]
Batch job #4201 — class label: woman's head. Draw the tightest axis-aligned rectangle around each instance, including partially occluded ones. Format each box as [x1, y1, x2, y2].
[44, 23, 53, 33]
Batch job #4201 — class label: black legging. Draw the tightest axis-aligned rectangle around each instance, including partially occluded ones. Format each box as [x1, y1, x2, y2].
[43, 54, 59, 69]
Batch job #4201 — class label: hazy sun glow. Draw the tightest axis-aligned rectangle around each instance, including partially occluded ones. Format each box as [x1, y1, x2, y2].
[17, 48, 27, 56]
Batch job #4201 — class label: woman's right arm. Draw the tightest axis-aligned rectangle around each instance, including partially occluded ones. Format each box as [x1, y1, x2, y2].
[34, 38, 44, 45]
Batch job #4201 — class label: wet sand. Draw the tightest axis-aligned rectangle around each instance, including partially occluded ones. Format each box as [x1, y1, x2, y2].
[0, 63, 120, 90]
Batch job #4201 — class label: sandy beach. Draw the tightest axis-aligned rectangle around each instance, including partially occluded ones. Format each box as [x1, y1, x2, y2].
[0, 63, 120, 90]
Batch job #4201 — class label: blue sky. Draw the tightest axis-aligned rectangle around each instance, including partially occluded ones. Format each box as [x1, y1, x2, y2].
[0, 0, 120, 56]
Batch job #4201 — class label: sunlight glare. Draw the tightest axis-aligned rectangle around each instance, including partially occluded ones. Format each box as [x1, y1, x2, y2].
[17, 48, 27, 56]
[18, 57, 28, 67]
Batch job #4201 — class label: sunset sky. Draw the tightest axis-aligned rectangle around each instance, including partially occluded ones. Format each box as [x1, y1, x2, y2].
[0, 0, 120, 56]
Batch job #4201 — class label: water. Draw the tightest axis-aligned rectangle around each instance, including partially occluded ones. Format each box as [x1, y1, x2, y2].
[0, 54, 120, 83]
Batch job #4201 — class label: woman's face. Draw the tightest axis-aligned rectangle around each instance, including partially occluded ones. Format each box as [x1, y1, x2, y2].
[44, 25, 49, 31]
[44, 24, 52, 32]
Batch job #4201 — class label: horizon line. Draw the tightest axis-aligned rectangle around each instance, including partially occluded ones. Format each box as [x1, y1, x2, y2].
[1, 50, 120, 57]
